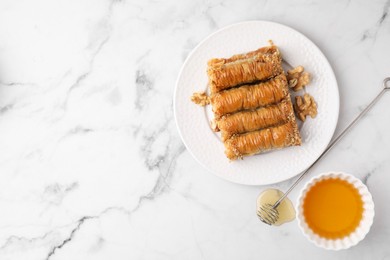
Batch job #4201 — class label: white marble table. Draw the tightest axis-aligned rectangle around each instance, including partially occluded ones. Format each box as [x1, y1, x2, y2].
[0, 0, 389, 259]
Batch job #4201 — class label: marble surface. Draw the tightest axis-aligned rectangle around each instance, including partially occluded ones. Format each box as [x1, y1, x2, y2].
[0, 0, 389, 259]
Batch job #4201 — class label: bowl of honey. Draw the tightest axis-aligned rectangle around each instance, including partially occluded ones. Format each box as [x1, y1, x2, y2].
[297, 172, 374, 250]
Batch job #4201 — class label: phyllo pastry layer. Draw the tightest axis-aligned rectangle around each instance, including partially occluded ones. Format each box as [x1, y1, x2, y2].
[214, 99, 294, 141]
[224, 121, 301, 160]
[210, 73, 288, 117]
[207, 46, 283, 94]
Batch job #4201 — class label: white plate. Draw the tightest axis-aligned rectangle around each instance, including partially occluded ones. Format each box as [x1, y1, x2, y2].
[174, 21, 339, 185]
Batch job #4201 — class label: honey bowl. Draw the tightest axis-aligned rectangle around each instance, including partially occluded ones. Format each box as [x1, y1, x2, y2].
[297, 172, 375, 250]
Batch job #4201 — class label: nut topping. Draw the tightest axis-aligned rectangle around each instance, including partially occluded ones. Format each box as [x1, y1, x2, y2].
[287, 66, 310, 92]
[294, 94, 317, 122]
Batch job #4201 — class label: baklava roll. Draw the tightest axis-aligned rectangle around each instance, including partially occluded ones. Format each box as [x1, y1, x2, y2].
[207, 46, 283, 93]
[210, 74, 288, 117]
[224, 121, 301, 160]
[215, 45, 277, 64]
[215, 100, 294, 141]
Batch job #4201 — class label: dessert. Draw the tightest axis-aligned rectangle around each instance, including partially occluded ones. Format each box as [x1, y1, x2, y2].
[191, 43, 307, 160]
[214, 100, 294, 141]
[210, 74, 289, 117]
[224, 122, 301, 160]
[207, 46, 283, 94]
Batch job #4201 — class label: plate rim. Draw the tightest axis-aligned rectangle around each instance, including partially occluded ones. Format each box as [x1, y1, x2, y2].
[174, 20, 340, 186]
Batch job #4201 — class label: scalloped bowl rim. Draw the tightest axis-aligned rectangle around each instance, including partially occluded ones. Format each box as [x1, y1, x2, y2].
[296, 172, 375, 250]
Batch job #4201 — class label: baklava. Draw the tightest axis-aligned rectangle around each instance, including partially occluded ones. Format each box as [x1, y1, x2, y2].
[191, 43, 302, 160]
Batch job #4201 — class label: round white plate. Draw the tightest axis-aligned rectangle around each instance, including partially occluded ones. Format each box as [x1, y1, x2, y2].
[174, 21, 339, 185]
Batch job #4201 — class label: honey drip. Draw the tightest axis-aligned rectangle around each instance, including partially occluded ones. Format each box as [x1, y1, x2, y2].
[257, 189, 296, 226]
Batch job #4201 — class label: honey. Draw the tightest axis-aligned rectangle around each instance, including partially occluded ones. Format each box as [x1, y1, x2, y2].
[257, 189, 295, 226]
[303, 178, 363, 239]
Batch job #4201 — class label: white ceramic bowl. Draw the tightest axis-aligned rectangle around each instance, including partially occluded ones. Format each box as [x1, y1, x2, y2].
[297, 172, 375, 250]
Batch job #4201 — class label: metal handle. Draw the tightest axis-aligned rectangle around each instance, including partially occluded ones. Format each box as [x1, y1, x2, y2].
[273, 77, 390, 209]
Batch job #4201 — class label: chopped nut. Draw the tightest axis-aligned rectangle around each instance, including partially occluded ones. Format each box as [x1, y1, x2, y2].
[287, 66, 311, 92]
[289, 65, 304, 74]
[191, 92, 210, 106]
[210, 120, 219, 132]
[294, 94, 318, 122]
[289, 78, 298, 88]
